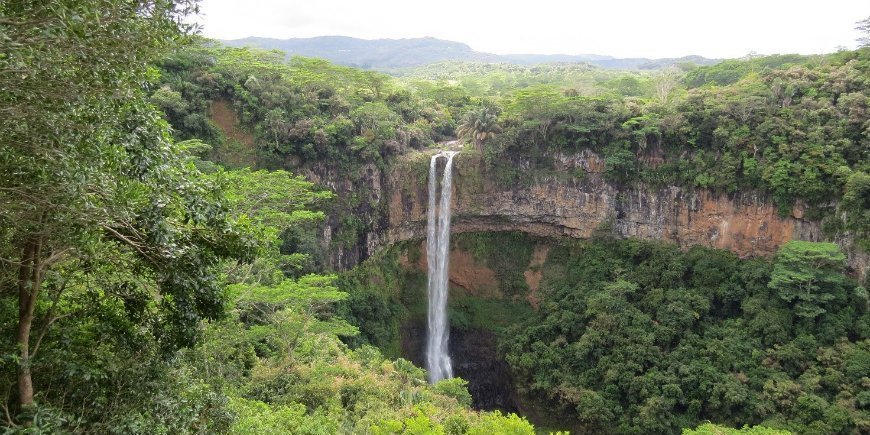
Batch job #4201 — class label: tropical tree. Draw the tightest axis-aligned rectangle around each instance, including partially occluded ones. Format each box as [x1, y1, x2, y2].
[457, 102, 503, 151]
[219, 169, 334, 283]
[654, 66, 682, 105]
[768, 241, 849, 319]
[857, 16, 870, 47]
[0, 0, 256, 421]
[841, 171, 870, 252]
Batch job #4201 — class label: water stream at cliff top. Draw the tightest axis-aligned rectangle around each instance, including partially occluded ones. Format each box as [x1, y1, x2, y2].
[426, 151, 457, 383]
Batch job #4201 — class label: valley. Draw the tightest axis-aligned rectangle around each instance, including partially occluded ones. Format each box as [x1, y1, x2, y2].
[2, 4, 868, 433]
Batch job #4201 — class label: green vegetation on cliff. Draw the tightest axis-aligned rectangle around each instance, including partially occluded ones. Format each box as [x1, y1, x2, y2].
[156, 39, 869, 253]
[154, 40, 456, 169]
[484, 50, 869, 248]
[341, 233, 867, 434]
[502, 237, 867, 434]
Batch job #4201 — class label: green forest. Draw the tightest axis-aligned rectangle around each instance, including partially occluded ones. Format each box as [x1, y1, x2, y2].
[1, 1, 868, 434]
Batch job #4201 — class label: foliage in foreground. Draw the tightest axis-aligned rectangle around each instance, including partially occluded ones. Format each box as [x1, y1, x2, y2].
[683, 423, 792, 435]
[201, 171, 536, 434]
[190, 279, 536, 434]
[0, 2, 533, 430]
[0, 0, 257, 425]
[0, 156, 538, 433]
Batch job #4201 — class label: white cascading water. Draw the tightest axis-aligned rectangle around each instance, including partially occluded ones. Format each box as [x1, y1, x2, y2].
[426, 151, 458, 383]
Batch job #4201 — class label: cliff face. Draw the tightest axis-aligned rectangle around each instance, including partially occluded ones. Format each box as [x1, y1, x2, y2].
[305, 149, 867, 279]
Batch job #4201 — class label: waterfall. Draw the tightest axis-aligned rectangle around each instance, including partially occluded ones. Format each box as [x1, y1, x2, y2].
[426, 151, 457, 383]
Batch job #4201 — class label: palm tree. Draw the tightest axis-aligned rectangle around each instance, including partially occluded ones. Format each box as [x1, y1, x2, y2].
[456, 103, 502, 152]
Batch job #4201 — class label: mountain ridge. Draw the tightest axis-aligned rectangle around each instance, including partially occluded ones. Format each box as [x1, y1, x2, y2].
[221, 35, 722, 70]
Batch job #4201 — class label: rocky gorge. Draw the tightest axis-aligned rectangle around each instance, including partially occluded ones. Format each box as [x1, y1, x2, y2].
[303, 146, 869, 417]
[306, 148, 867, 281]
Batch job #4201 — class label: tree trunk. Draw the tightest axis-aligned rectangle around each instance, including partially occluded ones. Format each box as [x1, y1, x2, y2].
[16, 237, 42, 411]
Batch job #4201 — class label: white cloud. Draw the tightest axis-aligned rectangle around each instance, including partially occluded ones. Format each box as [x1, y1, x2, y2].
[194, 0, 870, 58]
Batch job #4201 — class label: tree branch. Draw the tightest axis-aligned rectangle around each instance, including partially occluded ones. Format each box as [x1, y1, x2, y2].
[30, 280, 70, 360]
[1, 384, 15, 427]
[101, 224, 157, 265]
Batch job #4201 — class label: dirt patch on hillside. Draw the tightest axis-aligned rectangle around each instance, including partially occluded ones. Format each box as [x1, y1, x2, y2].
[448, 248, 500, 298]
[210, 99, 255, 147]
[401, 242, 500, 298]
[208, 99, 259, 167]
[523, 245, 550, 309]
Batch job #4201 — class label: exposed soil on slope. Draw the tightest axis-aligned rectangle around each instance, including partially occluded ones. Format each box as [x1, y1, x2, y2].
[209, 99, 259, 167]
[402, 242, 501, 297]
[210, 99, 255, 147]
[523, 244, 550, 309]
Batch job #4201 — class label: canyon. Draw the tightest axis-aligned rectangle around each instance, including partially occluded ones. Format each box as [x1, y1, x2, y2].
[306, 148, 867, 281]
[307, 146, 869, 417]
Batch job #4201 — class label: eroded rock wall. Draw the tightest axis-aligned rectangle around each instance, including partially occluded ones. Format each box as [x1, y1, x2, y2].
[306, 149, 866, 280]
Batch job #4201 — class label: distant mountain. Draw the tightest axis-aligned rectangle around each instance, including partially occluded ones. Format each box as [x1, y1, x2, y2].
[222, 36, 721, 71]
[501, 54, 721, 70]
[222, 36, 501, 69]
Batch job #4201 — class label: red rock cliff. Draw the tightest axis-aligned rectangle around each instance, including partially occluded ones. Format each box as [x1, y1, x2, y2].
[307, 149, 867, 280]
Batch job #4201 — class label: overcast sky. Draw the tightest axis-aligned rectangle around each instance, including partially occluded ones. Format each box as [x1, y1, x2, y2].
[195, 0, 870, 59]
